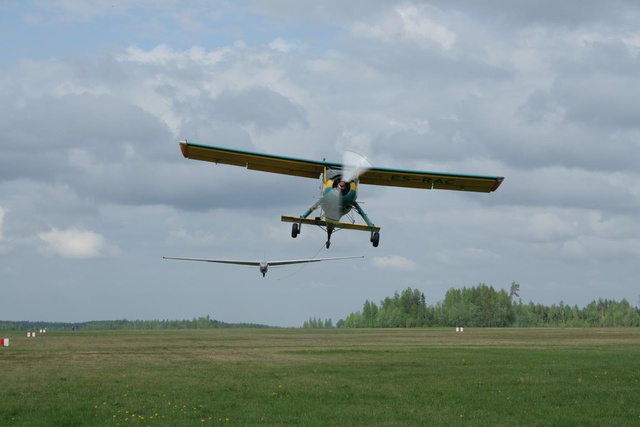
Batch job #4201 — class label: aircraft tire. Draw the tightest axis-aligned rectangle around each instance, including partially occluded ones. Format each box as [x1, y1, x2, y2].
[292, 223, 300, 238]
[372, 232, 380, 247]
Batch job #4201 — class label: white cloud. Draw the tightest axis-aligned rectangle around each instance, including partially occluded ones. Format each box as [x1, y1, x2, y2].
[168, 228, 217, 246]
[372, 255, 419, 271]
[269, 38, 305, 53]
[434, 248, 502, 267]
[396, 4, 456, 50]
[622, 31, 640, 55]
[352, 3, 456, 51]
[38, 227, 118, 259]
[3, 1, 640, 325]
[119, 44, 233, 67]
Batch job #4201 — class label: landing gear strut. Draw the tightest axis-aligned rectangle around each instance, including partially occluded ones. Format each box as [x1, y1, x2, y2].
[326, 225, 334, 249]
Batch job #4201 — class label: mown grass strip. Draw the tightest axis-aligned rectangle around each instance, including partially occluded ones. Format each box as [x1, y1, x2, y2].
[1, 328, 638, 425]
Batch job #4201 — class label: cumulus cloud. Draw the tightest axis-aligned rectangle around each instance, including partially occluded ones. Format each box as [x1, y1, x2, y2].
[2, 1, 640, 325]
[434, 247, 502, 266]
[119, 44, 232, 67]
[168, 228, 217, 246]
[38, 227, 119, 259]
[352, 3, 456, 50]
[269, 38, 306, 53]
[372, 255, 419, 271]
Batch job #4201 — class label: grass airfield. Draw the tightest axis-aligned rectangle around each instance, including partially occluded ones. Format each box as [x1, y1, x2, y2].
[1, 328, 639, 426]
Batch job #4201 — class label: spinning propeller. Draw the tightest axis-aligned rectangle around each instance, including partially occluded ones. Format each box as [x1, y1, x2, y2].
[328, 149, 372, 201]
[326, 150, 372, 214]
[341, 150, 372, 183]
[323, 150, 373, 233]
[292, 148, 380, 248]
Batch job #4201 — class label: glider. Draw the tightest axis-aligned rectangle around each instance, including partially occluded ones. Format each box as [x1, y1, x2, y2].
[163, 255, 364, 277]
[178, 140, 504, 248]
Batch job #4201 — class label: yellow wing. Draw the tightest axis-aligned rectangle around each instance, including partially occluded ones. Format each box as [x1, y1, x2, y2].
[180, 140, 326, 179]
[359, 168, 503, 192]
[179, 140, 504, 192]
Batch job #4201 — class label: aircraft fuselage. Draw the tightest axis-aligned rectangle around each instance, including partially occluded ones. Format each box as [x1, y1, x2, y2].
[259, 262, 268, 277]
[321, 176, 358, 221]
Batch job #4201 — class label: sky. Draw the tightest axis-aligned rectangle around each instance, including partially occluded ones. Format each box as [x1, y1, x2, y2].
[1, 1, 639, 327]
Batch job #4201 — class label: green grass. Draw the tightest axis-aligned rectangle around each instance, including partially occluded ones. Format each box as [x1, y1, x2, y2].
[1, 328, 639, 426]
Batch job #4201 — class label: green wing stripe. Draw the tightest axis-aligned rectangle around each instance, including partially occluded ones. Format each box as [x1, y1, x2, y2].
[181, 141, 328, 179]
[360, 167, 504, 192]
[180, 141, 504, 192]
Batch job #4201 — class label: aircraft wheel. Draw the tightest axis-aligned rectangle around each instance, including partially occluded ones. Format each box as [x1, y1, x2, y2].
[291, 223, 300, 238]
[371, 232, 380, 247]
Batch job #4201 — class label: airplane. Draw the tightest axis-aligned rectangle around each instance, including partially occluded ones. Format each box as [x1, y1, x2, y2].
[177, 140, 504, 248]
[163, 255, 364, 277]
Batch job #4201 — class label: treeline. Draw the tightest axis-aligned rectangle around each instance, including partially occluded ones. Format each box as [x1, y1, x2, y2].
[339, 288, 429, 328]
[0, 315, 274, 331]
[337, 284, 640, 328]
[303, 317, 334, 328]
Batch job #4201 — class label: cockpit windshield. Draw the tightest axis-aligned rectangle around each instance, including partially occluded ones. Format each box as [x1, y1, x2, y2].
[325, 167, 343, 180]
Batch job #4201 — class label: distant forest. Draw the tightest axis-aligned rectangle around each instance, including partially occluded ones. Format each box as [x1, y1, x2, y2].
[323, 283, 640, 329]
[2, 283, 639, 331]
[0, 315, 272, 332]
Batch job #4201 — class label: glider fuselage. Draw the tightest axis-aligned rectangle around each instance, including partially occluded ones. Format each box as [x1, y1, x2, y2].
[259, 262, 268, 277]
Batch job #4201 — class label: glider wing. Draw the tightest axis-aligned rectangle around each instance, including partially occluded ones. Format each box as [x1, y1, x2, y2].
[163, 257, 260, 266]
[267, 255, 363, 266]
[163, 255, 363, 267]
